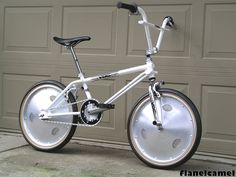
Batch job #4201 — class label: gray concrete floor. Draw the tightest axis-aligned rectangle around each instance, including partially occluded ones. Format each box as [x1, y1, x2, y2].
[0, 132, 235, 177]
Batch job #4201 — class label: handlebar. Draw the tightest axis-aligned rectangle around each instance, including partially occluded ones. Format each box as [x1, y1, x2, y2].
[117, 2, 176, 55]
[117, 2, 138, 14]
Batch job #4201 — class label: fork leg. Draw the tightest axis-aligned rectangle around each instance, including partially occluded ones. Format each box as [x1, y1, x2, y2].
[148, 80, 163, 129]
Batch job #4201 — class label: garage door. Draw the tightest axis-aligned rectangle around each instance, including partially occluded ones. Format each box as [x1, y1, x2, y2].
[0, 0, 235, 158]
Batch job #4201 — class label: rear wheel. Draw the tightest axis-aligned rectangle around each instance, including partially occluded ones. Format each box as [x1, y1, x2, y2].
[19, 80, 78, 152]
[128, 88, 201, 169]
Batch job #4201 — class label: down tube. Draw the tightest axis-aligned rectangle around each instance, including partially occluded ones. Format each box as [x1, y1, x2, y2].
[105, 72, 147, 104]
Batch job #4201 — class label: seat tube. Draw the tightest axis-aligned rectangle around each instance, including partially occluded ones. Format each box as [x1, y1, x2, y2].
[68, 46, 92, 99]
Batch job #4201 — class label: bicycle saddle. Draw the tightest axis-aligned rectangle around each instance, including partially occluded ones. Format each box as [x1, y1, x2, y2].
[53, 36, 91, 47]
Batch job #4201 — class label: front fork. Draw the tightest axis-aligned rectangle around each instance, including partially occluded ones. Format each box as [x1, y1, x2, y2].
[148, 79, 164, 130]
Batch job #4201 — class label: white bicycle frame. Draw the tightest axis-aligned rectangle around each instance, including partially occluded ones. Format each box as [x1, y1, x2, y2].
[41, 6, 172, 125]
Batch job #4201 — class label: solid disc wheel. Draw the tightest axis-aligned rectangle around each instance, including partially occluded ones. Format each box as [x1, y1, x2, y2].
[128, 88, 201, 169]
[19, 80, 78, 152]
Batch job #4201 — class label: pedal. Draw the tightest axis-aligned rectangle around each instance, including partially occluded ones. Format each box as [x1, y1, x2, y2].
[97, 103, 115, 109]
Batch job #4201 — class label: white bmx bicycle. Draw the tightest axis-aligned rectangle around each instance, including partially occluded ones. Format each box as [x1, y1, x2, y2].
[19, 2, 202, 169]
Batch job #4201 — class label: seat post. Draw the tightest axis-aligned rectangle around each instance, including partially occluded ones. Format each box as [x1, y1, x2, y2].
[68, 46, 83, 75]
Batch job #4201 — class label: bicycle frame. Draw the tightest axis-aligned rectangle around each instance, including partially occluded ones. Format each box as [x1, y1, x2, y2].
[40, 6, 172, 126]
[43, 59, 155, 118]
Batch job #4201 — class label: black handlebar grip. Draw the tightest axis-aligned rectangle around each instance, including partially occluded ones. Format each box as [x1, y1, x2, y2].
[117, 2, 138, 14]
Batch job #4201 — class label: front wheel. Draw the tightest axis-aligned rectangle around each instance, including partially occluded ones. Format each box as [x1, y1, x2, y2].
[128, 88, 202, 169]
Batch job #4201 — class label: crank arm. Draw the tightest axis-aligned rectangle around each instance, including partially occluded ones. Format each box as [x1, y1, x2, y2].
[88, 108, 107, 114]
[88, 103, 115, 114]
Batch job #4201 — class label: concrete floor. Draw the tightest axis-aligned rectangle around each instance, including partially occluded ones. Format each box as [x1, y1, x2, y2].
[0, 132, 235, 177]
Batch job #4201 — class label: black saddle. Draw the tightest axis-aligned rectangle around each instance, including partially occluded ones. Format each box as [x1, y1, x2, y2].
[53, 36, 91, 47]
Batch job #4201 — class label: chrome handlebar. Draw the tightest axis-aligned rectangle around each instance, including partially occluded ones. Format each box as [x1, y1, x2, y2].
[117, 2, 176, 55]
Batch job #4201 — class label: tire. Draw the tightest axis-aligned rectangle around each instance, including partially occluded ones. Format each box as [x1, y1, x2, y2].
[19, 80, 78, 152]
[128, 88, 202, 169]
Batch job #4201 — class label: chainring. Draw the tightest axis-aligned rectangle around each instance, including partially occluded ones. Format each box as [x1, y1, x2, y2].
[80, 99, 102, 125]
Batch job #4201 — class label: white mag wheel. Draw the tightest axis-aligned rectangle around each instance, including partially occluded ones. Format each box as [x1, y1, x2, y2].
[128, 88, 201, 169]
[19, 80, 78, 152]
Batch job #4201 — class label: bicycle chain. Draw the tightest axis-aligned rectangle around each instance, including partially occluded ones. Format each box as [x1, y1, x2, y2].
[43, 119, 95, 127]
[44, 99, 96, 127]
